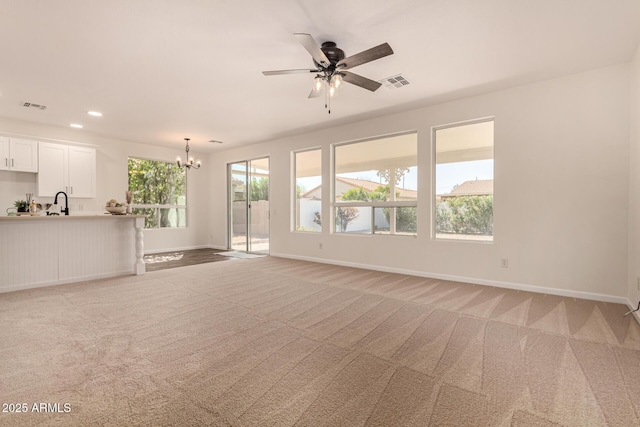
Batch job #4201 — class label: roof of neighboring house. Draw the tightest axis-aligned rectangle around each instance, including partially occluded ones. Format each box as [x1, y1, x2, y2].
[441, 179, 493, 198]
[301, 177, 417, 200]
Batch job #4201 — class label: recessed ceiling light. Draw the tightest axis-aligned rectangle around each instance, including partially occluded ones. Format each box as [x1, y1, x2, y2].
[70, 123, 83, 129]
[88, 111, 102, 117]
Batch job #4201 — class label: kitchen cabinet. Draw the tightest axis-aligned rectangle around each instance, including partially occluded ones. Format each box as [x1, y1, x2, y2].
[38, 142, 96, 198]
[0, 136, 38, 172]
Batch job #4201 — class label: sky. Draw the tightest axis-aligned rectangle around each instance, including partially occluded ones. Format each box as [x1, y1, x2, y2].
[435, 159, 494, 194]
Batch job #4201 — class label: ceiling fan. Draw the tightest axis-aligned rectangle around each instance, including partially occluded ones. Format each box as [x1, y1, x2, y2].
[262, 33, 394, 113]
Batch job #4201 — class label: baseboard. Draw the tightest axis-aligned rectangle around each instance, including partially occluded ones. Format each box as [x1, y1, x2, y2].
[270, 252, 628, 305]
[0, 270, 134, 294]
[626, 298, 640, 325]
[144, 244, 215, 255]
[208, 244, 228, 250]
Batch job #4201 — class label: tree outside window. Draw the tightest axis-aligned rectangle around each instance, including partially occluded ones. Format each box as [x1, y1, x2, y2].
[128, 158, 186, 229]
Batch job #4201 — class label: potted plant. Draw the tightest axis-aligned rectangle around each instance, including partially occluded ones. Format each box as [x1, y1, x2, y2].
[14, 200, 28, 213]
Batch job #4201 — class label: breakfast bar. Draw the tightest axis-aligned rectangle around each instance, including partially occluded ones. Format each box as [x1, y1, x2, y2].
[0, 214, 146, 293]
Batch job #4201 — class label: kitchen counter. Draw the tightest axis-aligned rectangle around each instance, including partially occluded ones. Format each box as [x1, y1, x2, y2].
[0, 214, 146, 293]
[0, 213, 146, 220]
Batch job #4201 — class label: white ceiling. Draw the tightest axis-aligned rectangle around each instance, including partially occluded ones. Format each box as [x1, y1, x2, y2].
[1, 0, 639, 152]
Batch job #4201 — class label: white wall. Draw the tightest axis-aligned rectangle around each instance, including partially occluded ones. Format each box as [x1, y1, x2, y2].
[209, 64, 631, 300]
[0, 118, 209, 252]
[629, 45, 640, 311]
[0, 62, 633, 301]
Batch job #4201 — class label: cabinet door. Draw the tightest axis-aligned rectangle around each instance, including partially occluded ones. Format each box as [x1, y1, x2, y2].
[68, 146, 96, 198]
[38, 142, 68, 197]
[9, 138, 38, 172]
[0, 137, 8, 171]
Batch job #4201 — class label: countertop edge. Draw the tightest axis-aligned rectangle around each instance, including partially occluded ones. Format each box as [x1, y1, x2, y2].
[0, 214, 146, 221]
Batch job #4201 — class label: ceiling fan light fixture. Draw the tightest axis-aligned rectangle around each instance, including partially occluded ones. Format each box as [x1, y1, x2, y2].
[332, 74, 343, 88]
[314, 76, 323, 91]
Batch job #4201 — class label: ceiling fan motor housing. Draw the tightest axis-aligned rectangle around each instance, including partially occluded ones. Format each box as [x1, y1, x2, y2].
[316, 41, 345, 68]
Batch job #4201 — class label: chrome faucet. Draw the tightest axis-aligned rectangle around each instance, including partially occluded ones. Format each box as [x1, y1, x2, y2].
[54, 191, 69, 216]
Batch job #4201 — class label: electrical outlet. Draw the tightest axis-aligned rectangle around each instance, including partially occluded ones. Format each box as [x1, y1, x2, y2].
[319, 243, 323, 249]
[500, 258, 509, 268]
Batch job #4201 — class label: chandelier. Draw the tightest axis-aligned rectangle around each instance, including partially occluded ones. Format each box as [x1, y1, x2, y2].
[176, 138, 201, 170]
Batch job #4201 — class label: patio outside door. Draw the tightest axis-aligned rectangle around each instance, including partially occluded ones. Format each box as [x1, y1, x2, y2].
[228, 158, 269, 254]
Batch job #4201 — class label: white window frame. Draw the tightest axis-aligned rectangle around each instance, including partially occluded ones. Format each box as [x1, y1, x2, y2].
[331, 131, 418, 236]
[432, 117, 494, 242]
[292, 147, 322, 233]
[127, 156, 188, 229]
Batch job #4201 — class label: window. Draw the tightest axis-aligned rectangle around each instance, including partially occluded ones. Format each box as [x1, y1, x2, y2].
[294, 148, 322, 232]
[128, 157, 186, 229]
[434, 119, 494, 241]
[333, 132, 417, 235]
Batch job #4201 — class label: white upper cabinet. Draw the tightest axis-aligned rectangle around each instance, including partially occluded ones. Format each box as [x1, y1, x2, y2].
[38, 142, 68, 197]
[0, 137, 7, 170]
[0, 136, 38, 172]
[38, 142, 95, 198]
[67, 145, 96, 198]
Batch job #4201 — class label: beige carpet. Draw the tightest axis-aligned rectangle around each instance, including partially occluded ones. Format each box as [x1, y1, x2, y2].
[1, 257, 640, 426]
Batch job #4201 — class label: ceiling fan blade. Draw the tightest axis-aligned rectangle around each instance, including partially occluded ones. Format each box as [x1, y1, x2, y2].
[294, 33, 330, 66]
[337, 42, 394, 70]
[342, 71, 382, 92]
[308, 89, 322, 99]
[262, 69, 318, 76]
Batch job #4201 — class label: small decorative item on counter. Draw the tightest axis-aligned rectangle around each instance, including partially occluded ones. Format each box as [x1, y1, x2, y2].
[105, 199, 126, 215]
[14, 200, 28, 213]
[29, 199, 36, 213]
[125, 191, 133, 214]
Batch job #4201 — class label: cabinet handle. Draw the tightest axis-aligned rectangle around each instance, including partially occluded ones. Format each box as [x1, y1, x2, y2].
[70, 187, 73, 195]
[11, 158, 14, 167]
[4, 158, 6, 167]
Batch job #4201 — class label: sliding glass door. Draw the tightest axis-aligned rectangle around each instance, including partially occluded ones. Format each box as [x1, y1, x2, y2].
[228, 157, 269, 254]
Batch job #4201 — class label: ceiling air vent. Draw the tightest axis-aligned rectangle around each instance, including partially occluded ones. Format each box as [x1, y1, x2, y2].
[21, 102, 47, 110]
[380, 74, 411, 89]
